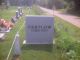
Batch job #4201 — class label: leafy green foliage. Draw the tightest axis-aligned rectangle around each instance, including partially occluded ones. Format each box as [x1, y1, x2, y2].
[54, 17, 80, 60]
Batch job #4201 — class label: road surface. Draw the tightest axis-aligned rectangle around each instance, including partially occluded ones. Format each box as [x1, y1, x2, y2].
[40, 7, 80, 28]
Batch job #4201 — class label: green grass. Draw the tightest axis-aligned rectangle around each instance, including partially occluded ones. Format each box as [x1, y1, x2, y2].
[54, 17, 80, 60]
[0, 7, 17, 20]
[0, 7, 25, 60]
[0, 6, 80, 60]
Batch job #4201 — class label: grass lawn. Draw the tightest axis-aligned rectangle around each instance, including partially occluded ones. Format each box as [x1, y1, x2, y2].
[54, 17, 80, 59]
[0, 6, 80, 60]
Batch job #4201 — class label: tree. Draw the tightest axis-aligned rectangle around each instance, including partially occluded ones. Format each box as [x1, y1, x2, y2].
[48, 0, 54, 9]
[0, 0, 3, 5]
[36, 0, 54, 9]
[73, 0, 80, 11]
[64, 0, 80, 13]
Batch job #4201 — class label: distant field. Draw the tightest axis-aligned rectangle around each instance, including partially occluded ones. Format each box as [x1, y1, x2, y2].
[0, 6, 80, 60]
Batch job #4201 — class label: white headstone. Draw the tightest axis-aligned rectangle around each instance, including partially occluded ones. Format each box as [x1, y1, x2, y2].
[20, 8, 23, 16]
[25, 15, 54, 44]
[13, 32, 21, 55]
[18, 7, 21, 14]
[16, 11, 19, 19]
[18, 7, 23, 16]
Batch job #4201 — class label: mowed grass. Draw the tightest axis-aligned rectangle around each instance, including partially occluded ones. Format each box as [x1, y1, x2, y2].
[0, 6, 80, 60]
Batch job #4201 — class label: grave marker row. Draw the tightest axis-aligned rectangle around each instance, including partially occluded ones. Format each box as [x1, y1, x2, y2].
[6, 7, 24, 60]
[18, 7, 23, 16]
[11, 7, 23, 23]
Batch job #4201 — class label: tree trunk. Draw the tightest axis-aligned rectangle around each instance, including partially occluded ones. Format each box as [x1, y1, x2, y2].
[73, 0, 80, 11]
[0, 0, 3, 5]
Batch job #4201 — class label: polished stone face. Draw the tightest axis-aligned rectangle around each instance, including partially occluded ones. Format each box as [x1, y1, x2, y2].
[25, 16, 54, 44]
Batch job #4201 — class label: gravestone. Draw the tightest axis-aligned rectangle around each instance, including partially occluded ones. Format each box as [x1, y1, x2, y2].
[16, 11, 19, 19]
[18, 7, 21, 16]
[11, 16, 17, 23]
[25, 15, 54, 44]
[18, 7, 23, 16]
[13, 32, 21, 56]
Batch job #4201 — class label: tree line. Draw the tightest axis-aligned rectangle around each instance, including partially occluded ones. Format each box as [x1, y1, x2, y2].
[0, 0, 80, 12]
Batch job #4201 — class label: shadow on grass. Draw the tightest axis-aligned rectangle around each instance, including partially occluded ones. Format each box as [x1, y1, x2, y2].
[22, 44, 53, 52]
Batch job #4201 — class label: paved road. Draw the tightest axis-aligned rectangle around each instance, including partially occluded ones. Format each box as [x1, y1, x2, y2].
[40, 7, 80, 28]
